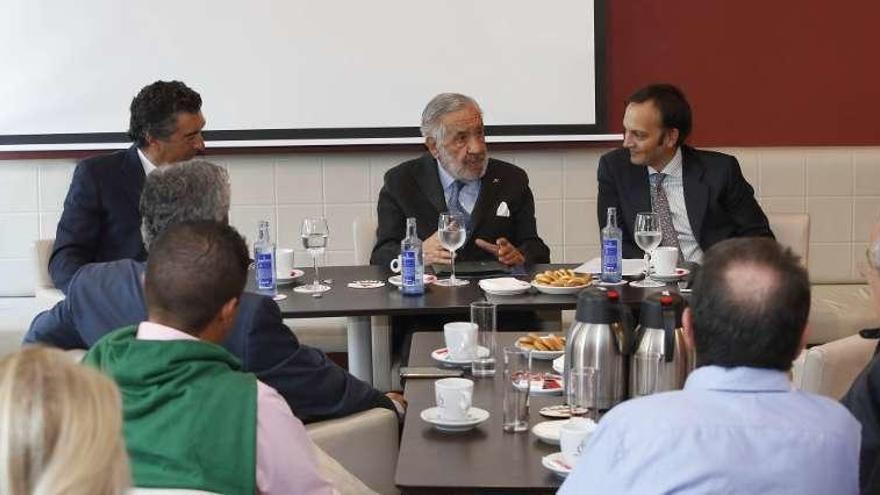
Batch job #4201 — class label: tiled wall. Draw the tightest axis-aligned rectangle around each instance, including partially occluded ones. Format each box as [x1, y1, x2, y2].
[1, 146, 878, 295]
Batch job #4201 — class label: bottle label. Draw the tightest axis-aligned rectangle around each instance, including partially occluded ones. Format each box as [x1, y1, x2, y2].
[256, 252, 275, 290]
[401, 250, 417, 285]
[602, 239, 620, 272]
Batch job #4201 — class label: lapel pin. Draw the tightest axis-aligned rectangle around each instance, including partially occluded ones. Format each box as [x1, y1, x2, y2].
[492, 178, 500, 184]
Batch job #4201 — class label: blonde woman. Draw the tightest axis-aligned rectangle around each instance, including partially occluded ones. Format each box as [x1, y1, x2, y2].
[0, 346, 130, 495]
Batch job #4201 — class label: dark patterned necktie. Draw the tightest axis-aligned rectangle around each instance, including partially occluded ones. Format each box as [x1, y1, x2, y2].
[650, 173, 681, 254]
[448, 180, 471, 227]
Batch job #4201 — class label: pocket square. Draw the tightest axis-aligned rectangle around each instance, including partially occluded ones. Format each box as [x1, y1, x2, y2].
[496, 201, 510, 217]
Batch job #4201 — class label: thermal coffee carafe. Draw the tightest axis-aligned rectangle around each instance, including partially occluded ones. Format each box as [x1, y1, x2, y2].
[564, 287, 634, 410]
[630, 292, 694, 398]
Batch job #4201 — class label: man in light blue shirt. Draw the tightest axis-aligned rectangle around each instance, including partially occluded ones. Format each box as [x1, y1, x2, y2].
[559, 238, 861, 495]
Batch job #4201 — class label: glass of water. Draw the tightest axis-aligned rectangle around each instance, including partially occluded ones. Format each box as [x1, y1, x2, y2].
[567, 366, 600, 421]
[297, 217, 331, 294]
[470, 301, 496, 377]
[434, 212, 469, 287]
[631, 211, 664, 288]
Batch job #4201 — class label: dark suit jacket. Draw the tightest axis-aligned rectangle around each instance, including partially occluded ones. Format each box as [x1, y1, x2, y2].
[49, 146, 148, 294]
[597, 146, 773, 258]
[371, 154, 550, 267]
[25, 259, 393, 423]
[842, 354, 880, 493]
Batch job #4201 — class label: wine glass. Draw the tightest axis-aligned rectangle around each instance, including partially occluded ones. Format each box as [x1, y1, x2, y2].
[295, 217, 331, 294]
[631, 211, 664, 288]
[433, 212, 469, 287]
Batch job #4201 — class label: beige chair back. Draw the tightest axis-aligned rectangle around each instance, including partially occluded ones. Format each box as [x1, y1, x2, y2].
[34, 238, 55, 290]
[767, 213, 809, 265]
[792, 334, 876, 399]
[353, 216, 378, 265]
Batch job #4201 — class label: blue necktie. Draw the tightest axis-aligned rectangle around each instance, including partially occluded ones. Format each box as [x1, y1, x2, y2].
[448, 180, 471, 228]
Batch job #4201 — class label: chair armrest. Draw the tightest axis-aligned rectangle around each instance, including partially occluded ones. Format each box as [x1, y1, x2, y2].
[792, 334, 876, 399]
[306, 408, 399, 495]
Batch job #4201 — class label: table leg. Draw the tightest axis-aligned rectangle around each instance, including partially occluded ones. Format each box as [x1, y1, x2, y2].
[346, 316, 373, 384]
[371, 315, 392, 391]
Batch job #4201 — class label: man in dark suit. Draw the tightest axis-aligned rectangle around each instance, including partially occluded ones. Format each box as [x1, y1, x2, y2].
[371, 93, 550, 268]
[27, 160, 401, 423]
[49, 80, 206, 293]
[598, 84, 772, 263]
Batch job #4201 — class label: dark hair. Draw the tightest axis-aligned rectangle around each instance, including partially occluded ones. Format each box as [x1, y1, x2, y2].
[689, 238, 810, 371]
[128, 81, 202, 147]
[627, 83, 692, 147]
[144, 221, 249, 335]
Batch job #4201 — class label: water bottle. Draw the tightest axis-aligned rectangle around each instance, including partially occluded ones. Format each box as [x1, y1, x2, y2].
[254, 220, 276, 292]
[601, 207, 623, 283]
[400, 217, 425, 296]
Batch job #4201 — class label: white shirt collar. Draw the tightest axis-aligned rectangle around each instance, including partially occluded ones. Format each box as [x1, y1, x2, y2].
[137, 147, 158, 176]
[648, 147, 683, 178]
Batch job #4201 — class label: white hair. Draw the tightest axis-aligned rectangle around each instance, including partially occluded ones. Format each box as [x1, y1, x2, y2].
[420, 93, 482, 142]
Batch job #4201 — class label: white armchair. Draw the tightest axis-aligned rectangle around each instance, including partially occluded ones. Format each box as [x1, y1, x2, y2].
[792, 334, 876, 399]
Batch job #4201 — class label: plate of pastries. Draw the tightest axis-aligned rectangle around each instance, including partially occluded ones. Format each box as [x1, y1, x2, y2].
[516, 332, 566, 359]
[531, 269, 592, 295]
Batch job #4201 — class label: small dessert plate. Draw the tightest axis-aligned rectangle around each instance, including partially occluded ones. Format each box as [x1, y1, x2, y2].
[276, 269, 305, 285]
[531, 419, 568, 445]
[513, 372, 564, 395]
[542, 452, 573, 478]
[650, 267, 690, 283]
[388, 274, 437, 287]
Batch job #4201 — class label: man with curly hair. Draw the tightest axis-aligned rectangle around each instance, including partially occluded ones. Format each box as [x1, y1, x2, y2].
[49, 80, 206, 293]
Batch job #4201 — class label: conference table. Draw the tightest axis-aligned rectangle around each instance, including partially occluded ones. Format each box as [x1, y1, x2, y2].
[260, 264, 677, 390]
[395, 331, 567, 494]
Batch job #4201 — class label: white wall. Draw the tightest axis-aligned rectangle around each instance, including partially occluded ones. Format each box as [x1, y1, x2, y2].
[1, 145, 878, 295]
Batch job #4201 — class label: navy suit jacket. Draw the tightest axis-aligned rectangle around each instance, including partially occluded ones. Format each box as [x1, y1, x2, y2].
[597, 146, 773, 259]
[49, 146, 148, 293]
[25, 259, 393, 423]
[371, 154, 550, 267]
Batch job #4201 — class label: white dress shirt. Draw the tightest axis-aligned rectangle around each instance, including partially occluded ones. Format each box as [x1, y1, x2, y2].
[436, 160, 480, 214]
[649, 148, 704, 263]
[136, 147, 157, 176]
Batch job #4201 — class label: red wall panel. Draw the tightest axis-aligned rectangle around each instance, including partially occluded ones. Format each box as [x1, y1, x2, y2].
[605, 1, 880, 146]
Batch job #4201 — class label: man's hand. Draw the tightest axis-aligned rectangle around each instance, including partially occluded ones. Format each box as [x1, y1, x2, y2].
[475, 237, 525, 266]
[386, 392, 407, 419]
[423, 231, 453, 265]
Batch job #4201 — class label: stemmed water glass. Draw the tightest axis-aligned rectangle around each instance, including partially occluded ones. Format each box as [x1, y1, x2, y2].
[631, 212, 664, 288]
[296, 217, 331, 294]
[434, 212, 469, 287]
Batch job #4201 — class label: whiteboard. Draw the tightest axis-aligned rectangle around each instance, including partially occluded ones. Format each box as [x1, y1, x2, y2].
[0, 0, 605, 150]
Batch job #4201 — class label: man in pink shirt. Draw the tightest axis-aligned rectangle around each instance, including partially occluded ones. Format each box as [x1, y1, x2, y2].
[85, 221, 335, 495]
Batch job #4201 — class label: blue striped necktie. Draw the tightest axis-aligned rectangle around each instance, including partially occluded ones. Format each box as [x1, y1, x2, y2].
[448, 180, 471, 227]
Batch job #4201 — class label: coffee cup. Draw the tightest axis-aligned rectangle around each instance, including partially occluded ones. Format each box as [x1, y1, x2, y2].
[444, 322, 478, 361]
[559, 417, 595, 466]
[389, 255, 402, 274]
[652, 246, 679, 276]
[434, 377, 473, 421]
[277, 248, 295, 278]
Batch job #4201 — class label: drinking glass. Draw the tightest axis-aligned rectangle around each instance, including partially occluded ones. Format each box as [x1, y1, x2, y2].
[502, 346, 531, 432]
[631, 211, 664, 288]
[295, 217, 331, 294]
[633, 351, 662, 397]
[434, 212, 469, 287]
[470, 301, 497, 377]
[567, 367, 600, 421]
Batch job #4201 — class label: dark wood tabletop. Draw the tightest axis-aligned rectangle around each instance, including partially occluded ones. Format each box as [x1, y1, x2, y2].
[256, 264, 681, 319]
[395, 332, 568, 494]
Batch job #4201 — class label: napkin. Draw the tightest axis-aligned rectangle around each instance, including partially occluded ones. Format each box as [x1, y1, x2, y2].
[479, 277, 531, 291]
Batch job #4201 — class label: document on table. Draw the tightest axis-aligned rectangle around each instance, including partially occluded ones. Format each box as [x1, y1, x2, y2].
[574, 258, 645, 276]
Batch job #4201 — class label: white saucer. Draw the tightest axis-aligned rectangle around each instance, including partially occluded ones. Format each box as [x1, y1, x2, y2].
[650, 267, 690, 283]
[420, 406, 490, 432]
[552, 356, 564, 374]
[276, 269, 305, 284]
[478, 277, 531, 296]
[513, 372, 564, 395]
[531, 419, 568, 445]
[542, 452, 573, 478]
[388, 274, 437, 287]
[431, 346, 490, 366]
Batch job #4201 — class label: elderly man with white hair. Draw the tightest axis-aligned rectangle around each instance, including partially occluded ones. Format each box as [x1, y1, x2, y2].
[843, 221, 880, 493]
[370, 92, 549, 268]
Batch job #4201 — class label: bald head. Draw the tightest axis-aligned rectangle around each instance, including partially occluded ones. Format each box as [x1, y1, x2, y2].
[689, 238, 810, 371]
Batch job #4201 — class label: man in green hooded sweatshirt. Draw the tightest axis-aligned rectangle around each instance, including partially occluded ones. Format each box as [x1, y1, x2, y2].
[84, 221, 335, 495]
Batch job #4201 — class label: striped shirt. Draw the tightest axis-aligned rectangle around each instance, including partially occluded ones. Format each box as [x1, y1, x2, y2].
[648, 148, 704, 263]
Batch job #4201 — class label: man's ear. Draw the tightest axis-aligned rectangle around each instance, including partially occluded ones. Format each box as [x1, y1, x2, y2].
[663, 128, 680, 150]
[425, 137, 440, 158]
[682, 307, 695, 350]
[219, 297, 239, 325]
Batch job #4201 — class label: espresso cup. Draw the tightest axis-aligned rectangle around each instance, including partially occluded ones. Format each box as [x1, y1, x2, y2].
[652, 246, 679, 276]
[444, 322, 478, 361]
[434, 377, 473, 421]
[560, 417, 595, 466]
[389, 255, 402, 274]
[276, 248, 295, 278]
